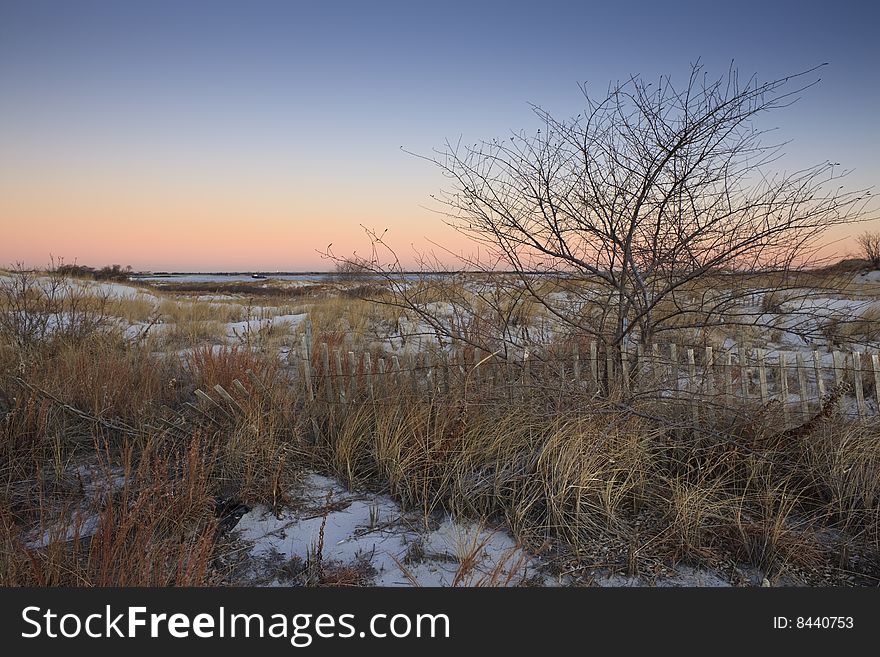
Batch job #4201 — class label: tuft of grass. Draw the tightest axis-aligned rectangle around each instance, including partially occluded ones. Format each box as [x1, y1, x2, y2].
[0, 436, 219, 586]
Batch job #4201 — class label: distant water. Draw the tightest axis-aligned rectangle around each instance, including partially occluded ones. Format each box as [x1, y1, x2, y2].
[131, 272, 436, 284]
[132, 273, 335, 283]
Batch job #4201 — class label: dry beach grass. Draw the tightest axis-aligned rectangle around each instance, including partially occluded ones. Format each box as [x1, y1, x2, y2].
[0, 266, 879, 586]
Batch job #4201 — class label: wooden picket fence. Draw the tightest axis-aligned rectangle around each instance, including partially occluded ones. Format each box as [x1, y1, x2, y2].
[290, 333, 880, 427]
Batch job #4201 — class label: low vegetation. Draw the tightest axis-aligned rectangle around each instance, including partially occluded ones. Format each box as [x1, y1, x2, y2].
[1, 265, 878, 587]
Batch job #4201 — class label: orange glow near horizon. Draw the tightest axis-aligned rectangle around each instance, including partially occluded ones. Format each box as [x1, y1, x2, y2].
[1, 135, 874, 273]
[2, 186, 870, 273]
[0, 176, 476, 271]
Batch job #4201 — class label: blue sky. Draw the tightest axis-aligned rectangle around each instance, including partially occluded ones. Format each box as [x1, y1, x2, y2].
[1, 0, 877, 269]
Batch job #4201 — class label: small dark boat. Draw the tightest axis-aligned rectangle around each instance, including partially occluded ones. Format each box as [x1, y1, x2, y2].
[251, 273, 267, 280]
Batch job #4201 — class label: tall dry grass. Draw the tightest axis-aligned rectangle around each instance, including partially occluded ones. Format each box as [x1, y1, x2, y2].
[0, 270, 308, 586]
[2, 266, 879, 586]
[305, 375, 880, 583]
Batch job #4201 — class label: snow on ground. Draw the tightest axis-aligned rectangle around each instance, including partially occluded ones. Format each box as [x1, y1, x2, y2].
[27, 514, 101, 549]
[225, 313, 308, 339]
[853, 270, 880, 284]
[233, 473, 543, 587]
[231, 472, 775, 587]
[81, 280, 158, 301]
[0, 275, 159, 302]
[24, 464, 126, 549]
[195, 294, 239, 302]
[593, 567, 734, 587]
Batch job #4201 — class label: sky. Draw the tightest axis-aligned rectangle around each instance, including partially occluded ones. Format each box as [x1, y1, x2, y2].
[1, 0, 878, 271]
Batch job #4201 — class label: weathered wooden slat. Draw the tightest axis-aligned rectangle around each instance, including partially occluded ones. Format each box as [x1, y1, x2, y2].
[301, 336, 314, 402]
[853, 351, 866, 419]
[738, 345, 749, 401]
[832, 351, 845, 415]
[410, 353, 419, 397]
[364, 352, 374, 400]
[213, 383, 239, 409]
[687, 347, 698, 424]
[872, 354, 880, 410]
[724, 352, 733, 400]
[425, 352, 437, 398]
[704, 346, 715, 398]
[245, 368, 269, 395]
[778, 352, 789, 425]
[378, 357, 387, 399]
[392, 355, 402, 389]
[195, 389, 233, 421]
[321, 343, 333, 404]
[651, 343, 660, 384]
[812, 350, 826, 400]
[757, 348, 768, 405]
[670, 343, 679, 397]
[231, 378, 250, 399]
[348, 351, 358, 399]
[334, 350, 346, 404]
[795, 352, 809, 420]
[303, 318, 313, 362]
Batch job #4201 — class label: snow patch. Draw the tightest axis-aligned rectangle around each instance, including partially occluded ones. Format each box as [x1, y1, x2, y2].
[233, 473, 541, 587]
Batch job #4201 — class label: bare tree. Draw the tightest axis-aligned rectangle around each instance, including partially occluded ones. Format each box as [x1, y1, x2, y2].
[856, 231, 880, 269]
[330, 257, 372, 283]
[329, 64, 873, 367]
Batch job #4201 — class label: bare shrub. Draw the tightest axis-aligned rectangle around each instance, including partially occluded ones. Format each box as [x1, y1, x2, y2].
[856, 231, 880, 269]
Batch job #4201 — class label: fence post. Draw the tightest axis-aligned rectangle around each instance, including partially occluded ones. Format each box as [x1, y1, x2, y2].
[426, 352, 435, 398]
[757, 348, 768, 405]
[778, 352, 790, 426]
[738, 345, 749, 401]
[621, 348, 630, 395]
[670, 343, 679, 397]
[573, 343, 581, 387]
[348, 351, 358, 400]
[410, 353, 419, 397]
[364, 352, 375, 400]
[321, 343, 333, 405]
[724, 352, 733, 400]
[687, 347, 698, 424]
[334, 350, 346, 405]
[872, 354, 880, 410]
[687, 347, 700, 424]
[832, 351, 845, 415]
[704, 346, 715, 398]
[380, 357, 389, 399]
[796, 352, 809, 421]
[304, 318, 313, 362]
[853, 351, 866, 419]
[301, 336, 314, 402]
[392, 355, 403, 390]
[651, 343, 660, 384]
[812, 350, 826, 400]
